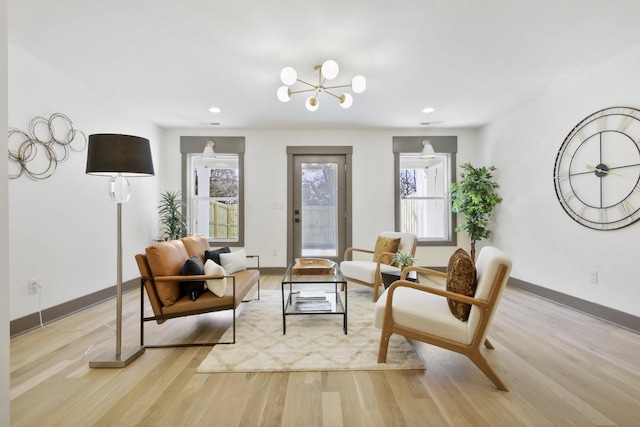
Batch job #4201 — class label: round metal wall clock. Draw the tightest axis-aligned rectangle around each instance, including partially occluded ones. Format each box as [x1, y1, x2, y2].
[553, 106, 640, 230]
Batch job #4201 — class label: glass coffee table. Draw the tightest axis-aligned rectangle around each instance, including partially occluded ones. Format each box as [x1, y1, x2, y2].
[281, 259, 348, 334]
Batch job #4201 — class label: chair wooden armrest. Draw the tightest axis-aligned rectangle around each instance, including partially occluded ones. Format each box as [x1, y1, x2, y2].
[377, 251, 397, 265]
[385, 280, 490, 310]
[343, 247, 374, 260]
[400, 265, 447, 279]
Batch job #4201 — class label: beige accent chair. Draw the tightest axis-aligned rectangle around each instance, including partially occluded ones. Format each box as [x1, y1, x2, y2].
[374, 246, 512, 391]
[340, 232, 417, 301]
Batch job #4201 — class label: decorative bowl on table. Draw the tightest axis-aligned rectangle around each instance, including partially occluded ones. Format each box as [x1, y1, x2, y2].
[292, 258, 336, 275]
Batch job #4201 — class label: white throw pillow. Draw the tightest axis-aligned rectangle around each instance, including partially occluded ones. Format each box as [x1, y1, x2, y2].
[203, 259, 226, 297]
[219, 248, 247, 274]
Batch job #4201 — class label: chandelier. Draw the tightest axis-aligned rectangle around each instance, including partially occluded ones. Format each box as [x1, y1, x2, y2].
[277, 60, 366, 111]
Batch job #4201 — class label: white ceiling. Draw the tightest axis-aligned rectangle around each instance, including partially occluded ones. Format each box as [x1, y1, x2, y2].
[8, 0, 640, 130]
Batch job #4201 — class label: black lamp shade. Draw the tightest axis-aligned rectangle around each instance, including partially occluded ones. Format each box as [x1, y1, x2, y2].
[86, 134, 155, 176]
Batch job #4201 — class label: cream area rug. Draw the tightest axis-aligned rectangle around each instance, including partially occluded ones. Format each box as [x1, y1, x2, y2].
[196, 288, 426, 373]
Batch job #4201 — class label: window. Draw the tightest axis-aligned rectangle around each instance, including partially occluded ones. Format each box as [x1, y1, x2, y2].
[188, 154, 239, 242]
[181, 137, 245, 245]
[393, 137, 457, 246]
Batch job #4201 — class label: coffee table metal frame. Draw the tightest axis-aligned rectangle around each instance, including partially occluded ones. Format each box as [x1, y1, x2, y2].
[281, 261, 348, 334]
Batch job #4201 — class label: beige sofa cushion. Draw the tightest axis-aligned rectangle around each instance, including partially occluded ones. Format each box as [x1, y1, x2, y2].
[375, 285, 472, 344]
[340, 261, 400, 284]
[204, 259, 227, 297]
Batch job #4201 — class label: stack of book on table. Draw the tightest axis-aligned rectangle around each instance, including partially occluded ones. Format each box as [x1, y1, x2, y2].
[292, 291, 332, 311]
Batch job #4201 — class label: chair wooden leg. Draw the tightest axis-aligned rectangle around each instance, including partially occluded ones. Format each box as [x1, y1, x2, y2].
[372, 282, 380, 301]
[484, 338, 494, 349]
[467, 350, 508, 391]
[377, 328, 392, 363]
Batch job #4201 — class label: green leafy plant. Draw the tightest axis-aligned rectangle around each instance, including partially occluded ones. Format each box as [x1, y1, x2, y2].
[391, 250, 417, 269]
[450, 163, 503, 259]
[157, 191, 188, 241]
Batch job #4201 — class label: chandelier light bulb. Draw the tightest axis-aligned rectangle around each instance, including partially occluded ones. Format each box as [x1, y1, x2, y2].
[280, 66, 297, 85]
[277, 86, 291, 102]
[321, 59, 339, 80]
[339, 93, 353, 108]
[305, 96, 319, 111]
[351, 75, 366, 93]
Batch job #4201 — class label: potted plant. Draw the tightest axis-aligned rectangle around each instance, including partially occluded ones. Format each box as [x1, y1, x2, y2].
[391, 250, 417, 270]
[157, 191, 188, 241]
[450, 163, 503, 259]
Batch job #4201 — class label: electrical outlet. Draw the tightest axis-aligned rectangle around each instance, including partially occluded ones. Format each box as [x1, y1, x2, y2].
[589, 270, 598, 284]
[28, 278, 40, 294]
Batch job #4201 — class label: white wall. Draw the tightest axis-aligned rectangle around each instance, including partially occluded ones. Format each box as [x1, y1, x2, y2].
[477, 42, 640, 316]
[162, 127, 477, 268]
[1, 0, 11, 423]
[8, 44, 163, 320]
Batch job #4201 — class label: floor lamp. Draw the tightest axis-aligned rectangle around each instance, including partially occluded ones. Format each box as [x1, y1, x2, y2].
[86, 134, 154, 368]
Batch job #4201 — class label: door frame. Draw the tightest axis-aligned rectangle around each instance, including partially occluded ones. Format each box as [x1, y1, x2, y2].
[286, 146, 352, 265]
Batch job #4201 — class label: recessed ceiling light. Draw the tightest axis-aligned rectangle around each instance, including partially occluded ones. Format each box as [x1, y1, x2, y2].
[422, 107, 435, 114]
[209, 107, 221, 114]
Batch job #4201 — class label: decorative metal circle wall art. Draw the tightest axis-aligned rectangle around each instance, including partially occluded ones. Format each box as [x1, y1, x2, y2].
[7, 113, 87, 180]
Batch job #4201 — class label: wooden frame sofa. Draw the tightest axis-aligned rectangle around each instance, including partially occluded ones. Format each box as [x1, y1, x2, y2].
[135, 235, 260, 348]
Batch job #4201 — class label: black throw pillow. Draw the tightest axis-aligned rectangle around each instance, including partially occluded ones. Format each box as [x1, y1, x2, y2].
[181, 255, 205, 301]
[204, 246, 231, 265]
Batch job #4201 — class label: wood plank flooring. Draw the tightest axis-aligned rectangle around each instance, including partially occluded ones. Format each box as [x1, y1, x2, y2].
[10, 276, 640, 426]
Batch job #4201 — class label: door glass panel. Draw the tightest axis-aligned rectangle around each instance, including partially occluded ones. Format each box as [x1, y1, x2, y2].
[301, 162, 338, 257]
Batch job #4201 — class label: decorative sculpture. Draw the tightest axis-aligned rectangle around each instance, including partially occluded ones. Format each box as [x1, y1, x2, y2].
[8, 113, 86, 180]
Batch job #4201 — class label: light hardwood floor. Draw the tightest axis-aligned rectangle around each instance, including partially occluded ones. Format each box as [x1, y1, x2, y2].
[10, 276, 640, 426]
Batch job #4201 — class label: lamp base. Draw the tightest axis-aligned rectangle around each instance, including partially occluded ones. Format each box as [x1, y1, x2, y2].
[89, 345, 145, 368]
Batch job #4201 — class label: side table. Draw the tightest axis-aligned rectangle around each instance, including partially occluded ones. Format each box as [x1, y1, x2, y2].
[381, 270, 418, 290]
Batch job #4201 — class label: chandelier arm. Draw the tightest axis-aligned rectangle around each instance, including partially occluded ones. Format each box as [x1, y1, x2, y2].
[289, 88, 318, 95]
[324, 90, 341, 100]
[296, 79, 317, 88]
[323, 84, 352, 90]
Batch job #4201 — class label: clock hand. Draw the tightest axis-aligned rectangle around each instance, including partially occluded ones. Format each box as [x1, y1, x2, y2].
[586, 164, 627, 177]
